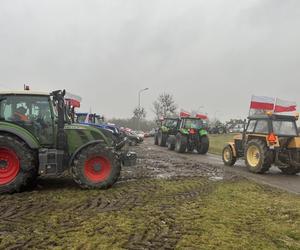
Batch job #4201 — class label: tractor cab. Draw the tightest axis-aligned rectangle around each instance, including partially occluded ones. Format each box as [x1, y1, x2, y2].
[179, 117, 206, 133]
[0, 91, 56, 146]
[154, 117, 180, 146]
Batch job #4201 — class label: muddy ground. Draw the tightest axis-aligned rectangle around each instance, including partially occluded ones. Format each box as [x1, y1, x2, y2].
[0, 138, 299, 249]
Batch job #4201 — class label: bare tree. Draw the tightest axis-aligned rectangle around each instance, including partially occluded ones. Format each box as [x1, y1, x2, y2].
[133, 107, 146, 120]
[153, 93, 177, 120]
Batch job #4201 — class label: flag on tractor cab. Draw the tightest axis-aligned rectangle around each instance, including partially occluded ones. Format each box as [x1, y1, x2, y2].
[196, 114, 208, 119]
[65, 92, 82, 108]
[250, 95, 275, 111]
[274, 98, 297, 113]
[180, 110, 190, 117]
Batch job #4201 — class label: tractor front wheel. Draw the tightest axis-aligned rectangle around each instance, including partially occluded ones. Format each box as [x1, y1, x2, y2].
[72, 144, 121, 189]
[222, 145, 236, 166]
[175, 133, 187, 153]
[0, 134, 37, 194]
[167, 136, 176, 151]
[244, 139, 271, 174]
[154, 133, 158, 145]
[158, 131, 167, 147]
[197, 136, 209, 154]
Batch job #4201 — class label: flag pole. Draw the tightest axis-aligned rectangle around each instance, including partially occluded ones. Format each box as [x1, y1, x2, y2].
[273, 97, 277, 113]
[249, 95, 253, 117]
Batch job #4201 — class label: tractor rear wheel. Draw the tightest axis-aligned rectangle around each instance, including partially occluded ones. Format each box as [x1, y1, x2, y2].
[175, 133, 187, 153]
[0, 134, 37, 194]
[197, 136, 209, 154]
[244, 139, 271, 174]
[72, 143, 121, 189]
[154, 133, 158, 145]
[222, 145, 236, 166]
[158, 131, 167, 147]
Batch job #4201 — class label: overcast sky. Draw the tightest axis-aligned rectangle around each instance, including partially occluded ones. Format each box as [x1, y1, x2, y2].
[0, 0, 299, 121]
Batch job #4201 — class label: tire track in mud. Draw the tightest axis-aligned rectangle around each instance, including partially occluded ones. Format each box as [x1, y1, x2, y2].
[0, 139, 225, 249]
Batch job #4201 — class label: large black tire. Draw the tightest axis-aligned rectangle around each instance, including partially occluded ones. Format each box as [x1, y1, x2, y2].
[72, 143, 121, 189]
[197, 136, 209, 154]
[279, 166, 300, 175]
[158, 131, 167, 147]
[0, 134, 37, 194]
[154, 133, 158, 145]
[175, 133, 187, 153]
[167, 136, 176, 151]
[244, 139, 272, 174]
[222, 145, 237, 166]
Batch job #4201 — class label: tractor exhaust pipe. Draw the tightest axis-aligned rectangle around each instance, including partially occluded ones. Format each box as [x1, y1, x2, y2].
[51, 90, 67, 150]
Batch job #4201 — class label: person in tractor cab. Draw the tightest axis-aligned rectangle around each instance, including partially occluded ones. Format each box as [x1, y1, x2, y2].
[13, 106, 29, 122]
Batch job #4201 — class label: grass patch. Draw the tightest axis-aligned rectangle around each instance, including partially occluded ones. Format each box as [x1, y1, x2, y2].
[0, 178, 299, 249]
[209, 133, 236, 155]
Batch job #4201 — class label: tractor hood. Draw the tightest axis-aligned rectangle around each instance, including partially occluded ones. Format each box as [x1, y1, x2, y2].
[64, 123, 112, 154]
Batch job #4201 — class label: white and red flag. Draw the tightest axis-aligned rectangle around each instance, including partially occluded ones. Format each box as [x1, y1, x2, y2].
[180, 109, 191, 117]
[250, 95, 275, 111]
[274, 98, 297, 113]
[195, 114, 208, 120]
[65, 92, 82, 108]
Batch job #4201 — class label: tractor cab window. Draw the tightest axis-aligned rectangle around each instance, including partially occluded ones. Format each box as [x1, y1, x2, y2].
[273, 120, 297, 136]
[182, 119, 203, 129]
[95, 116, 104, 125]
[246, 120, 256, 133]
[254, 120, 269, 134]
[165, 119, 178, 128]
[0, 95, 54, 145]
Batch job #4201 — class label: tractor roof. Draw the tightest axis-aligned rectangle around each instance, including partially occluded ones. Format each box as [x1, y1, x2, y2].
[248, 114, 298, 121]
[165, 117, 180, 120]
[0, 90, 49, 96]
[181, 117, 204, 120]
[76, 113, 101, 118]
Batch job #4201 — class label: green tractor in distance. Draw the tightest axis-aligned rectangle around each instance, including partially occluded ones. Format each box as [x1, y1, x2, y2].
[167, 115, 209, 154]
[154, 117, 180, 146]
[0, 90, 126, 194]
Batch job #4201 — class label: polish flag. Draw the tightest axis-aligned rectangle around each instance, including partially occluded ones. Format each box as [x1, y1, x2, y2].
[180, 110, 190, 117]
[196, 114, 208, 120]
[250, 95, 275, 110]
[274, 98, 297, 113]
[65, 92, 82, 108]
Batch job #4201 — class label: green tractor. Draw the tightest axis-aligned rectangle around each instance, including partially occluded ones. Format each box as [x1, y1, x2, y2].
[167, 116, 209, 154]
[154, 117, 180, 147]
[0, 90, 127, 194]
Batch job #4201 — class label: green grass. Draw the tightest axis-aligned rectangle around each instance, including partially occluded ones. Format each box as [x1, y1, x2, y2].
[208, 133, 236, 155]
[0, 178, 299, 249]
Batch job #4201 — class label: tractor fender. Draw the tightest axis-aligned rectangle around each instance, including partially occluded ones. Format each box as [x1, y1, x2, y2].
[68, 140, 106, 166]
[227, 142, 237, 157]
[0, 127, 39, 149]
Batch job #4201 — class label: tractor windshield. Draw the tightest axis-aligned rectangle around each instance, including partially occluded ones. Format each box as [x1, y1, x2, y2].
[164, 119, 178, 128]
[272, 120, 298, 136]
[0, 94, 54, 145]
[182, 118, 203, 129]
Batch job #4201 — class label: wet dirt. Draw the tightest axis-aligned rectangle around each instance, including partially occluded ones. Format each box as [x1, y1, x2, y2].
[1, 138, 297, 249]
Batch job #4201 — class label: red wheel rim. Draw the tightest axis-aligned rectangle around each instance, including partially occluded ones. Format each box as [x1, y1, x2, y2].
[0, 148, 20, 185]
[84, 156, 111, 183]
